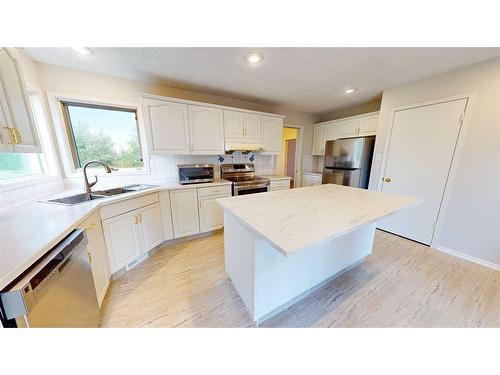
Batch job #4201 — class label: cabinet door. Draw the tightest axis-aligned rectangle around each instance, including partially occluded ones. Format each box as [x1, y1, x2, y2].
[338, 118, 360, 138]
[159, 191, 174, 241]
[312, 126, 323, 155]
[302, 175, 313, 187]
[261, 115, 283, 155]
[243, 112, 263, 143]
[79, 211, 110, 308]
[143, 98, 190, 154]
[358, 114, 378, 136]
[198, 195, 226, 233]
[169, 189, 200, 238]
[188, 105, 224, 154]
[138, 203, 164, 254]
[102, 211, 142, 273]
[224, 110, 244, 141]
[0, 48, 40, 153]
[324, 123, 338, 142]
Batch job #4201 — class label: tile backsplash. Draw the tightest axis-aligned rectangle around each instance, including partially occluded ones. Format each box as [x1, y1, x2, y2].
[149, 153, 277, 181]
[0, 178, 65, 210]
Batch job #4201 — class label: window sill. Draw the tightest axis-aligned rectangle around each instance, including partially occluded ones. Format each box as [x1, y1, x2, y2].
[0, 174, 61, 193]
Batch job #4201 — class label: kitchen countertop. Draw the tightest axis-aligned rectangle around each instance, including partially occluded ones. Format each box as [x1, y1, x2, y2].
[259, 175, 292, 181]
[218, 184, 420, 256]
[0, 179, 232, 290]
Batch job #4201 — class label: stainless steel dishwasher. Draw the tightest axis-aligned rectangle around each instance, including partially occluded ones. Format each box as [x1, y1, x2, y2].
[0, 229, 100, 327]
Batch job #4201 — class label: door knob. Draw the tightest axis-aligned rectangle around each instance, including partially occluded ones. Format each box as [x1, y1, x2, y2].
[384, 177, 392, 183]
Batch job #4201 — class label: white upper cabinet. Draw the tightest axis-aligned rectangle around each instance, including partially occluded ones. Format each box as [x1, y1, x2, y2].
[261, 115, 283, 155]
[338, 118, 360, 138]
[312, 112, 379, 155]
[188, 105, 224, 154]
[243, 112, 263, 143]
[0, 48, 40, 153]
[142, 94, 283, 153]
[358, 114, 378, 136]
[312, 125, 326, 156]
[224, 110, 245, 140]
[143, 98, 190, 154]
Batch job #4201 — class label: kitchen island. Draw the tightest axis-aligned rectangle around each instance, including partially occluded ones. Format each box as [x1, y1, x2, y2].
[217, 184, 420, 324]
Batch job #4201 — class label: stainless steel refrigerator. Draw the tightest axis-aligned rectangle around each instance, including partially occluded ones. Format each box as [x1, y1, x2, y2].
[322, 136, 375, 189]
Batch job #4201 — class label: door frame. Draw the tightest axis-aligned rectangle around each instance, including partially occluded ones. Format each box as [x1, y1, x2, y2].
[377, 92, 477, 248]
[280, 124, 304, 187]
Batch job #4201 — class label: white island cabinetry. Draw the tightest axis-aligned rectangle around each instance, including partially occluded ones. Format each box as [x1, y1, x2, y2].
[218, 184, 418, 324]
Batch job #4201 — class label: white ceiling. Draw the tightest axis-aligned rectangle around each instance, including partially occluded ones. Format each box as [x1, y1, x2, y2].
[22, 47, 500, 115]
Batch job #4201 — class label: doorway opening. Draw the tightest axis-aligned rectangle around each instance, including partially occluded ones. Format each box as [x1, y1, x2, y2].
[280, 127, 299, 188]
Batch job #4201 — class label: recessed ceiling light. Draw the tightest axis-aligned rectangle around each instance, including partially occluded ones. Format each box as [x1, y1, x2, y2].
[70, 47, 92, 55]
[344, 88, 357, 94]
[244, 52, 263, 64]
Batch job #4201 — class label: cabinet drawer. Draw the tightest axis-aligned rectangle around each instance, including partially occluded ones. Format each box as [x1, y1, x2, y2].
[100, 193, 159, 220]
[270, 179, 290, 189]
[197, 184, 231, 197]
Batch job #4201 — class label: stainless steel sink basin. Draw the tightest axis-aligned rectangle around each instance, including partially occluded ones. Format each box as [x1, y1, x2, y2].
[43, 184, 157, 205]
[93, 184, 156, 197]
[46, 192, 107, 205]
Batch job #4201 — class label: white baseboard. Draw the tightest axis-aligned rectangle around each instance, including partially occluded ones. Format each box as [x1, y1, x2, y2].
[435, 246, 500, 272]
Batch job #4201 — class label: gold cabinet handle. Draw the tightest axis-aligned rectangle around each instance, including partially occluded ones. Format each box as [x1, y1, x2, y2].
[13, 128, 22, 144]
[384, 177, 392, 183]
[4, 127, 16, 144]
[139, 213, 142, 223]
[86, 223, 96, 231]
[88, 252, 92, 263]
[134, 214, 139, 224]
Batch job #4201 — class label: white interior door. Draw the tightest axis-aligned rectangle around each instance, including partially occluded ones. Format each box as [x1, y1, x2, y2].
[378, 98, 468, 245]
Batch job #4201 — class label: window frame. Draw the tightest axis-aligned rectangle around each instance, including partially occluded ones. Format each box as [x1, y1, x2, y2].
[60, 101, 144, 170]
[47, 92, 150, 178]
[0, 88, 60, 191]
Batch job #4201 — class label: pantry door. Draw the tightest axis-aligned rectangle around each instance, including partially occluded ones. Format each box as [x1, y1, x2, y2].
[378, 98, 468, 245]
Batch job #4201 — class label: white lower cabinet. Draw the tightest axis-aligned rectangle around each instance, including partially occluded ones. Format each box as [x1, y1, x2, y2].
[159, 191, 174, 241]
[270, 179, 291, 191]
[78, 211, 110, 308]
[103, 202, 163, 273]
[138, 203, 164, 253]
[170, 188, 200, 238]
[198, 196, 226, 232]
[302, 173, 322, 187]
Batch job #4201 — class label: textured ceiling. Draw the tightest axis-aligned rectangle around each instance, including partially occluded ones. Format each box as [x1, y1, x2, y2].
[22, 47, 500, 114]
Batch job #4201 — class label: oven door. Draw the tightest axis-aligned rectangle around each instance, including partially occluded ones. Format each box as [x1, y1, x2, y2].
[233, 184, 270, 196]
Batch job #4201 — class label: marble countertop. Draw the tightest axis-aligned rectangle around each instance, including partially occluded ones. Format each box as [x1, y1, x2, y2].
[218, 184, 421, 256]
[0, 179, 232, 290]
[259, 175, 292, 181]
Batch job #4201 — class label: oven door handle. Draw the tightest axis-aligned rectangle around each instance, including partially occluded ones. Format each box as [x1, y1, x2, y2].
[234, 183, 270, 192]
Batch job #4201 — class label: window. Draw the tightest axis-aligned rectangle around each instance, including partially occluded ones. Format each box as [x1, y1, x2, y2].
[61, 102, 143, 169]
[0, 153, 44, 180]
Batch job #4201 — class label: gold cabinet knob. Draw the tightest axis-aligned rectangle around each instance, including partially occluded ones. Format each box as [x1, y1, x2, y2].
[384, 177, 392, 183]
[13, 128, 22, 144]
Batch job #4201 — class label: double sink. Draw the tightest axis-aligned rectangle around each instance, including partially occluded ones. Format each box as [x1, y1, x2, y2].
[45, 184, 157, 205]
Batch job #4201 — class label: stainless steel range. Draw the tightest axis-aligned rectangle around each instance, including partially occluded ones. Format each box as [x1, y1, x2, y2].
[221, 163, 270, 196]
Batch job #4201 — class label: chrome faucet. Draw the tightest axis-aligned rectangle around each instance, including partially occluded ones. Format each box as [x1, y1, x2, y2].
[82, 160, 114, 193]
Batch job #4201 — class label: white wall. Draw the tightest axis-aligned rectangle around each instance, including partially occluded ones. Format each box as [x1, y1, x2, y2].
[370, 58, 500, 266]
[36, 61, 315, 188]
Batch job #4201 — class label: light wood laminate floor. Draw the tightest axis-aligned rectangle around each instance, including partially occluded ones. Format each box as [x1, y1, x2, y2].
[100, 230, 500, 327]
